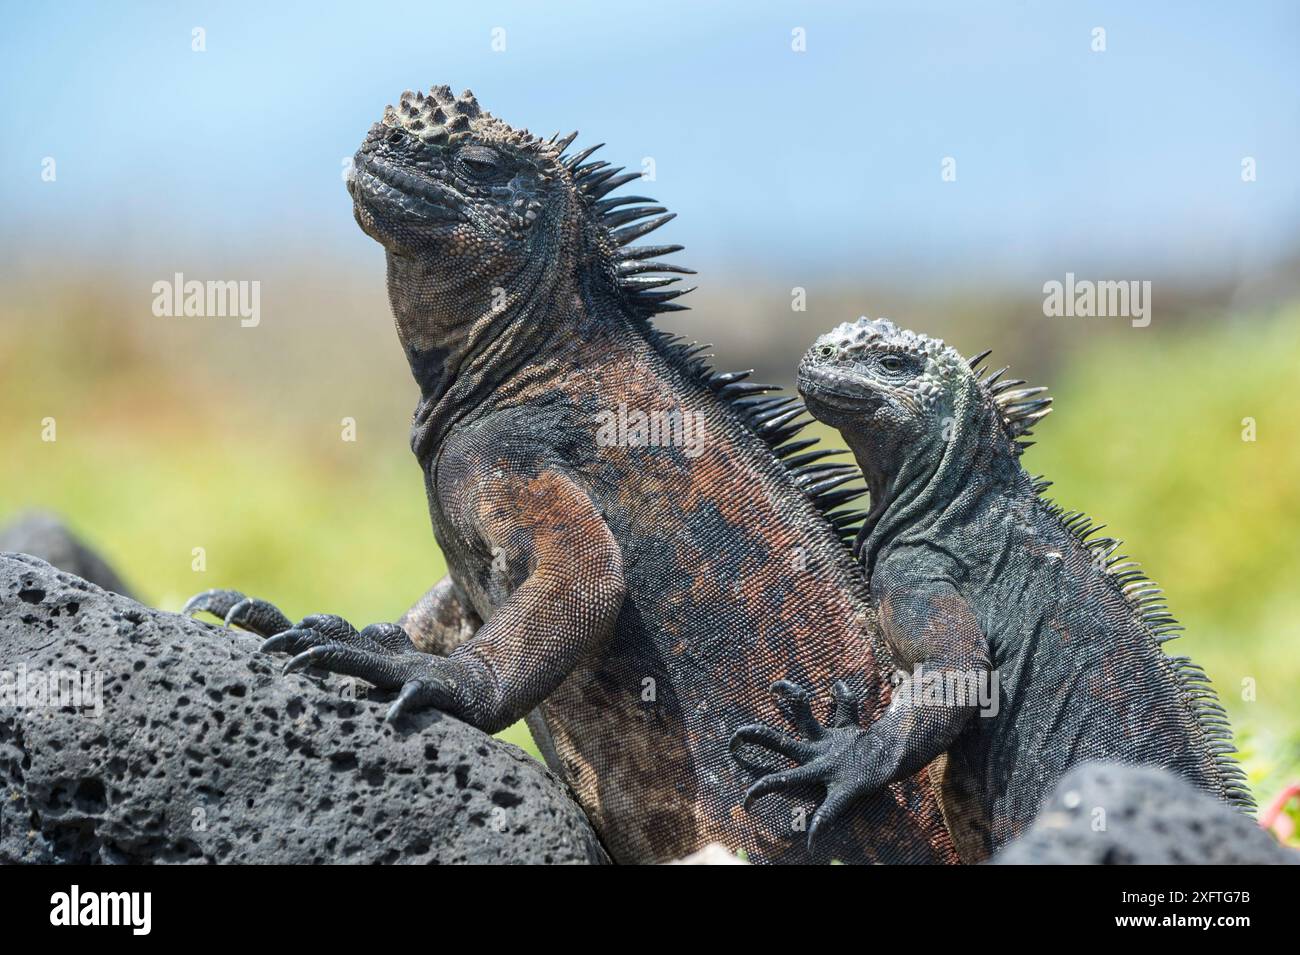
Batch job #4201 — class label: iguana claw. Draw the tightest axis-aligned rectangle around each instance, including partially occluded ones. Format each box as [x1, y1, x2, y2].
[183, 589, 294, 636]
[281, 641, 461, 722]
[730, 678, 873, 850]
[388, 679, 448, 722]
[263, 613, 367, 653]
[259, 628, 316, 655]
[182, 588, 240, 617]
[225, 597, 294, 636]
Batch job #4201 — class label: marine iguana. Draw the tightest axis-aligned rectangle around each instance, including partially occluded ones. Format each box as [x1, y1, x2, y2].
[731, 317, 1254, 859]
[184, 88, 959, 864]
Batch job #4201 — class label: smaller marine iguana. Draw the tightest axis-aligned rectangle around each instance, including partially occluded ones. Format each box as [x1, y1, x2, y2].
[731, 317, 1254, 860]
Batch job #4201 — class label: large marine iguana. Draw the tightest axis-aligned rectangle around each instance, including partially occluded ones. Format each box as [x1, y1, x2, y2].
[732, 317, 1254, 859]
[184, 88, 958, 864]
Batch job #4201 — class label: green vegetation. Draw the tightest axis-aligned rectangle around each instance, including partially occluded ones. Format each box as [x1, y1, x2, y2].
[2, 285, 1297, 838]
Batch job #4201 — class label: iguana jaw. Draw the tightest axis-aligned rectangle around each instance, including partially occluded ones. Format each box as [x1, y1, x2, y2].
[797, 341, 947, 502]
[350, 153, 464, 225]
[349, 153, 467, 253]
[797, 359, 892, 428]
[798, 368, 876, 410]
[795, 367, 892, 494]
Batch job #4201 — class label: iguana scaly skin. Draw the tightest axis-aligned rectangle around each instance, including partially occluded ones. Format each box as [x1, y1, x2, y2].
[732, 317, 1254, 860]
[185, 89, 959, 864]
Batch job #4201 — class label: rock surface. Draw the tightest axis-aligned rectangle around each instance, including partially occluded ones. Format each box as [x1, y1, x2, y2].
[991, 761, 1296, 865]
[0, 553, 607, 864]
[0, 512, 136, 599]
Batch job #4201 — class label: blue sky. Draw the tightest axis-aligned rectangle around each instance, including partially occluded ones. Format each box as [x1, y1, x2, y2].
[2, 1, 1297, 282]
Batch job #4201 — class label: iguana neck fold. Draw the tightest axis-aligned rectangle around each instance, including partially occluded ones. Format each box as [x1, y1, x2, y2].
[851, 386, 1023, 573]
[395, 238, 614, 466]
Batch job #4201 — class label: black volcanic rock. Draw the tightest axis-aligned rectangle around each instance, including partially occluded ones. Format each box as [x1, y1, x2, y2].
[0, 553, 606, 864]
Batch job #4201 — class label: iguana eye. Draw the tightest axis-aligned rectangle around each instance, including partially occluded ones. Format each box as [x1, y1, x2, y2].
[457, 146, 502, 178]
[879, 355, 905, 373]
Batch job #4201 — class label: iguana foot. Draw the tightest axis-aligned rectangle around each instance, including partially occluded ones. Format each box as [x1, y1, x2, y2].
[730, 679, 877, 848]
[183, 588, 469, 722]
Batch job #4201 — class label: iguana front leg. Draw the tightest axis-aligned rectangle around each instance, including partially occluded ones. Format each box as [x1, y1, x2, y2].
[187, 470, 625, 731]
[731, 571, 990, 847]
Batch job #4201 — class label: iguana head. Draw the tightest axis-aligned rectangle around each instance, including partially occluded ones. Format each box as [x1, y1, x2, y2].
[349, 87, 564, 278]
[348, 86, 689, 351]
[798, 317, 1051, 484]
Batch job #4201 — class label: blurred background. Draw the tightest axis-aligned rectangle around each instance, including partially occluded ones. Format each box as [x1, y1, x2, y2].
[2, 2, 1297, 824]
